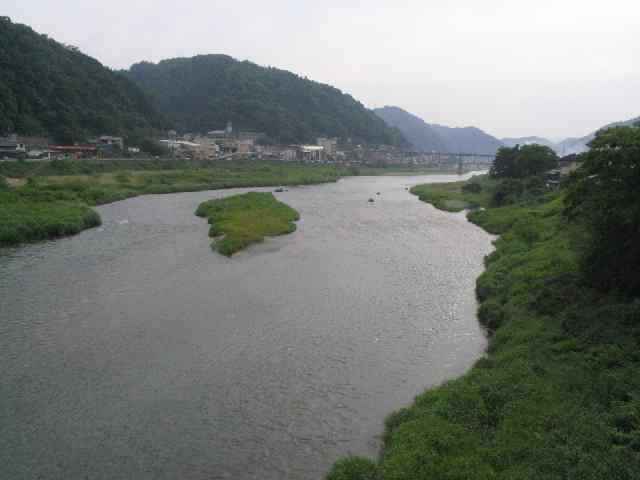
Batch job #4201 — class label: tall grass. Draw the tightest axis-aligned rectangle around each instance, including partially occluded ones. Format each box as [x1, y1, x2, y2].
[195, 192, 299, 256]
[0, 191, 100, 246]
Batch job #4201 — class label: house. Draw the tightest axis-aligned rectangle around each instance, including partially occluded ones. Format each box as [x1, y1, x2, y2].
[297, 145, 325, 163]
[49, 145, 97, 159]
[317, 137, 338, 156]
[98, 136, 124, 150]
[0, 135, 27, 159]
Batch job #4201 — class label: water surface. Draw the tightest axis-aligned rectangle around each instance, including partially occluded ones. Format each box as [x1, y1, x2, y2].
[1, 174, 494, 479]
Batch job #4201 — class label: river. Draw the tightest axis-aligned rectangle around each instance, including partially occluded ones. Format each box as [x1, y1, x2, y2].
[0, 174, 493, 479]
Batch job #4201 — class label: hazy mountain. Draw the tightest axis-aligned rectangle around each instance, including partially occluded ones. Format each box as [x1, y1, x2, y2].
[557, 115, 640, 155]
[124, 55, 406, 146]
[0, 18, 167, 142]
[501, 136, 558, 150]
[373, 106, 502, 154]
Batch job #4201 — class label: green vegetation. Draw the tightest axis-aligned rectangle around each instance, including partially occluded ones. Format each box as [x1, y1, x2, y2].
[0, 18, 166, 142]
[195, 192, 299, 256]
[0, 190, 100, 246]
[0, 160, 343, 247]
[124, 55, 407, 146]
[565, 126, 640, 296]
[326, 457, 379, 480]
[328, 126, 640, 479]
[410, 176, 496, 211]
[491, 144, 558, 179]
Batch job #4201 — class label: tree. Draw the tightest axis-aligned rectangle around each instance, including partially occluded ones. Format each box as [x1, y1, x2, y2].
[140, 138, 169, 157]
[491, 144, 558, 178]
[564, 126, 640, 295]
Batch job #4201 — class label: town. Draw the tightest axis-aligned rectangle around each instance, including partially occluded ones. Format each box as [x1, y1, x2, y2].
[0, 121, 495, 171]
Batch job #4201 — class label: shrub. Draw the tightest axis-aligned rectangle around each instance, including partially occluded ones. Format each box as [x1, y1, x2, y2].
[325, 457, 379, 480]
[462, 182, 482, 193]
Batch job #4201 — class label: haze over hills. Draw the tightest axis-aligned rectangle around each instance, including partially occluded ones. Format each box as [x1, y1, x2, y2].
[500, 136, 559, 150]
[502, 115, 640, 155]
[373, 106, 503, 155]
[123, 55, 407, 146]
[0, 18, 167, 142]
[556, 115, 640, 154]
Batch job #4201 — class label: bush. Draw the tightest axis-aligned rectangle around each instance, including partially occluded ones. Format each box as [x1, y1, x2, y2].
[325, 457, 379, 480]
[462, 182, 482, 193]
[478, 298, 508, 331]
[492, 178, 524, 206]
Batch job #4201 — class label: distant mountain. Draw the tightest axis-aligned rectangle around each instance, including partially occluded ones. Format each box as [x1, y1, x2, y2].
[124, 55, 406, 146]
[501, 136, 558, 150]
[0, 18, 167, 142]
[373, 106, 502, 154]
[557, 115, 640, 155]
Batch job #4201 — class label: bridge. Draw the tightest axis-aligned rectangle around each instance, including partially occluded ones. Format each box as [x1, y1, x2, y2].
[408, 151, 495, 170]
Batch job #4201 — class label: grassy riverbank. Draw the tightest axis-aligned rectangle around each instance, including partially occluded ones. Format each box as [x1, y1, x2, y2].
[195, 192, 299, 256]
[0, 160, 341, 247]
[327, 176, 640, 479]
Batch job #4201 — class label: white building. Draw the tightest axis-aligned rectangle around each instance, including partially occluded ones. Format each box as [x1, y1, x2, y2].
[317, 137, 338, 156]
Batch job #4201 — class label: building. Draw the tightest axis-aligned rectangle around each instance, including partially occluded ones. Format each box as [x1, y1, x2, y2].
[98, 136, 124, 150]
[317, 137, 338, 156]
[49, 145, 97, 159]
[0, 135, 27, 159]
[160, 139, 219, 160]
[297, 145, 325, 163]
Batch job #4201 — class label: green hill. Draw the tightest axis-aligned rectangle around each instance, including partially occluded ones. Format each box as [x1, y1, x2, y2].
[124, 55, 406, 145]
[0, 17, 167, 142]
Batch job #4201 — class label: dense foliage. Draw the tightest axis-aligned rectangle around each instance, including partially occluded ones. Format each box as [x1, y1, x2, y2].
[330, 175, 640, 479]
[195, 192, 299, 256]
[565, 126, 640, 295]
[124, 55, 406, 145]
[0, 18, 167, 142]
[490, 144, 558, 178]
[374, 106, 503, 154]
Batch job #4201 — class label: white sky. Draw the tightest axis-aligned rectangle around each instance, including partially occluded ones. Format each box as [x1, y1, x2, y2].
[5, 0, 640, 139]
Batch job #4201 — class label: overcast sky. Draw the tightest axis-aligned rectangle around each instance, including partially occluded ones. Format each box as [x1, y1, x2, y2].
[6, 1, 640, 139]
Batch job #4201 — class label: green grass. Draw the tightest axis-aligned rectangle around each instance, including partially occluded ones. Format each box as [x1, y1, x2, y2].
[0, 160, 343, 247]
[0, 191, 101, 246]
[327, 178, 640, 479]
[195, 192, 300, 256]
[410, 175, 496, 212]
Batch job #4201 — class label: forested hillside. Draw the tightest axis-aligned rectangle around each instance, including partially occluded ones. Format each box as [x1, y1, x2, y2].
[124, 55, 406, 145]
[374, 105, 503, 154]
[0, 18, 167, 142]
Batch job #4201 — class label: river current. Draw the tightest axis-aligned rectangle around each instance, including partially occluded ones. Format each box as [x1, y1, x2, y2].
[1, 174, 493, 479]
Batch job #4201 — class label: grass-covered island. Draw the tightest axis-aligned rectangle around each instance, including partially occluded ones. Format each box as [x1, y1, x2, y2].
[327, 135, 640, 479]
[195, 192, 299, 256]
[0, 160, 340, 247]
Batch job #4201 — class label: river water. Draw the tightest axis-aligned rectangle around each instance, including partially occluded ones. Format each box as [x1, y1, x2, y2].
[0, 174, 493, 479]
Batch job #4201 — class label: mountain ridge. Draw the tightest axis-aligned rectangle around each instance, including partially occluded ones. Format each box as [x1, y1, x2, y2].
[123, 55, 407, 146]
[373, 106, 502, 154]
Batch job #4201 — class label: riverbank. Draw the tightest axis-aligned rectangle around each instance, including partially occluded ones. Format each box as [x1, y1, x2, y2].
[0, 160, 343, 247]
[328, 176, 640, 479]
[195, 192, 299, 256]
